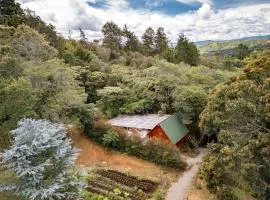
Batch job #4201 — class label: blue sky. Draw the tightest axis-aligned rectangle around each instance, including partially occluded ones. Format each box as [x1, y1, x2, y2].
[18, 0, 270, 41]
[89, 0, 270, 15]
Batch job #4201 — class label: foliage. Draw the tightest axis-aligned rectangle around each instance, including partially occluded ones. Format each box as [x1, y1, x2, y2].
[0, 24, 58, 62]
[112, 60, 233, 128]
[102, 130, 120, 149]
[23, 9, 64, 51]
[0, 25, 16, 45]
[0, 55, 23, 79]
[97, 86, 126, 118]
[0, 169, 26, 200]
[174, 34, 200, 66]
[0, 0, 24, 27]
[61, 40, 96, 66]
[141, 27, 155, 56]
[173, 85, 207, 122]
[23, 59, 88, 124]
[0, 24, 92, 143]
[200, 51, 270, 200]
[0, 119, 84, 200]
[102, 21, 122, 59]
[233, 44, 250, 60]
[79, 28, 88, 45]
[0, 78, 35, 148]
[154, 27, 168, 55]
[217, 187, 239, 200]
[222, 57, 245, 70]
[122, 25, 140, 52]
[83, 191, 108, 200]
[86, 125, 108, 144]
[12, 25, 58, 62]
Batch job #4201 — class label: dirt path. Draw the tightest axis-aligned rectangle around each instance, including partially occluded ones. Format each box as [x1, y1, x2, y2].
[166, 148, 206, 200]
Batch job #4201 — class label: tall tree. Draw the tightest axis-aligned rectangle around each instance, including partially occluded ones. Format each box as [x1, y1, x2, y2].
[175, 34, 199, 66]
[102, 21, 122, 59]
[79, 28, 88, 45]
[154, 27, 168, 55]
[142, 27, 155, 53]
[122, 24, 139, 52]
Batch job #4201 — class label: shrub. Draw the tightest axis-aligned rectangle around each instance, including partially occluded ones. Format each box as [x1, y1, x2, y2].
[217, 187, 239, 200]
[102, 130, 120, 149]
[83, 191, 108, 200]
[87, 126, 108, 143]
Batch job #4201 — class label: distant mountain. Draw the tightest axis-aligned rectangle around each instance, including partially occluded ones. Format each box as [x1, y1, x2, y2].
[195, 35, 270, 47]
[237, 35, 270, 41]
[197, 35, 270, 55]
[194, 40, 215, 46]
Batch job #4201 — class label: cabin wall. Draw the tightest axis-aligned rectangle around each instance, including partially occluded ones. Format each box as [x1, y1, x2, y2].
[176, 134, 189, 148]
[147, 125, 170, 142]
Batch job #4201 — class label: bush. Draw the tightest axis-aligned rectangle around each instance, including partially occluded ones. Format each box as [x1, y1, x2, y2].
[87, 126, 108, 143]
[102, 130, 120, 149]
[83, 191, 108, 200]
[218, 187, 239, 200]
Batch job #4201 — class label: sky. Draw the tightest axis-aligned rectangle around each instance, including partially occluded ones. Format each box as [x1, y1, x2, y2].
[17, 0, 270, 42]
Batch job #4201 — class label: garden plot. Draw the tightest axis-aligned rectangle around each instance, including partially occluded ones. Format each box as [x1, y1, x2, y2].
[86, 169, 159, 200]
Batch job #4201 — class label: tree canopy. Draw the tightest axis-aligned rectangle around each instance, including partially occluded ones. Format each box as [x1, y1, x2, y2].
[200, 51, 270, 199]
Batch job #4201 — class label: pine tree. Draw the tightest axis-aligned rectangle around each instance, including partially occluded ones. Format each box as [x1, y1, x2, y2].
[142, 27, 155, 49]
[0, 119, 84, 200]
[175, 34, 199, 66]
[102, 21, 122, 59]
[79, 28, 88, 45]
[154, 27, 168, 54]
[123, 24, 139, 52]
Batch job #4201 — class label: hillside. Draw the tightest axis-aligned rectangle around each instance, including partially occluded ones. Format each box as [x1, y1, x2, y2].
[198, 38, 270, 55]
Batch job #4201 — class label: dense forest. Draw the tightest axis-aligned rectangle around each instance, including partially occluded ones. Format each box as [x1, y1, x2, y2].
[0, 0, 269, 200]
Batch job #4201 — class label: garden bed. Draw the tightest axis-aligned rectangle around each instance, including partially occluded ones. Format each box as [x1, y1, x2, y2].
[86, 169, 159, 200]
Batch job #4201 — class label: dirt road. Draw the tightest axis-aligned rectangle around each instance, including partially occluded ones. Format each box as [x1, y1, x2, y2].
[166, 148, 206, 200]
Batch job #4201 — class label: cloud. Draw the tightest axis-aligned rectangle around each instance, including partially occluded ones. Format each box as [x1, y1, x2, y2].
[16, 0, 270, 42]
[197, 3, 214, 19]
[176, 0, 212, 5]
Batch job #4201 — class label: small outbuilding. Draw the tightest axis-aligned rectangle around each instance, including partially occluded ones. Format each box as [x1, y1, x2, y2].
[108, 113, 189, 147]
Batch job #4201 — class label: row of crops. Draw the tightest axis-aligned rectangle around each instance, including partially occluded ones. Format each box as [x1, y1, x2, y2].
[86, 169, 159, 200]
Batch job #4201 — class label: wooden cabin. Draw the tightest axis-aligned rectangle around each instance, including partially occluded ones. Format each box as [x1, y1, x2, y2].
[108, 113, 189, 147]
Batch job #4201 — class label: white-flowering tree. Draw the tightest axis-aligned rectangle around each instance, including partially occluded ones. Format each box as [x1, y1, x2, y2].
[0, 118, 84, 200]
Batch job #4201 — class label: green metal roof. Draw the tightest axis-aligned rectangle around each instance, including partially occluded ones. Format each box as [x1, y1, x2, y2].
[159, 113, 189, 144]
